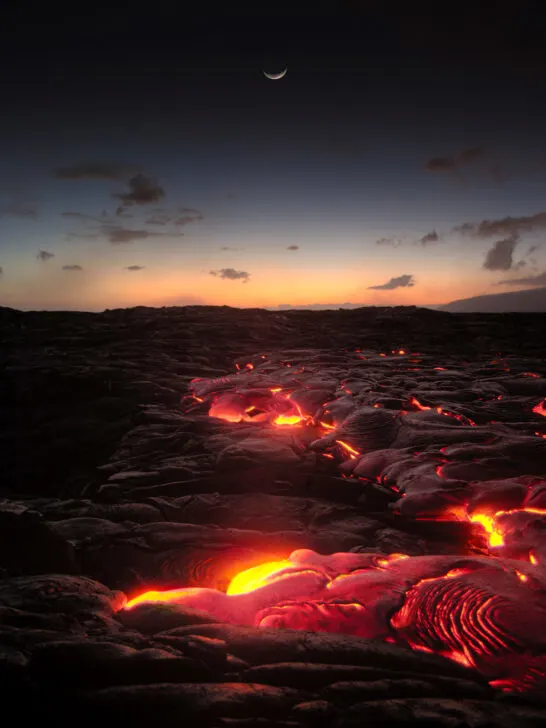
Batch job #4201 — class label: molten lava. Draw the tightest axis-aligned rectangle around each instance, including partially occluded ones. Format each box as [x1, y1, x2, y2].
[180, 353, 546, 696]
[123, 548, 546, 695]
[533, 400, 546, 417]
[226, 560, 293, 595]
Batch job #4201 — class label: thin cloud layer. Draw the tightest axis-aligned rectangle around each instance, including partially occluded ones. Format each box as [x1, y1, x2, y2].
[36, 250, 55, 261]
[210, 268, 250, 282]
[368, 274, 415, 290]
[483, 236, 519, 271]
[497, 271, 546, 287]
[126, 265, 145, 271]
[54, 163, 134, 181]
[454, 211, 546, 238]
[287, 245, 299, 250]
[62, 264, 83, 271]
[220, 246, 245, 251]
[114, 173, 165, 207]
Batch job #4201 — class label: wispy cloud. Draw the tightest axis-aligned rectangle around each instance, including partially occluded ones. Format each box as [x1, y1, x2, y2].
[220, 246, 244, 251]
[1, 201, 40, 219]
[36, 250, 55, 261]
[0, 266, 3, 276]
[174, 214, 203, 226]
[496, 271, 546, 287]
[101, 226, 172, 244]
[54, 163, 134, 181]
[483, 236, 519, 271]
[125, 265, 145, 271]
[453, 211, 546, 238]
[65, 232, 100, 241]
[287, 245, 299, 250]
[114, 173, 165, 207]
[376, 237, 402, 247]
[62, 264, 83, 271]
[61, 211, 102, 222]
[145, 216, 170, 225]
[209, 268, 250, 282]
[425, 146, 486, 174]
[368, 274, 415, 290]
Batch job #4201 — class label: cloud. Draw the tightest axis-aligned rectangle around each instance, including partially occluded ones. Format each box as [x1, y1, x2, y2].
[0, 266, 3, 275]
[1, 201, 39, 219]
[174, 215, 202, 226]
[209, 268, 250, 282]
[496, 271, 546, 287]
[172, 209, 203, 226]
[65, 232, 100, 241]
[287, 245, 299, 250]
[114, 173, 165, 207]
[483, 236, 519, 271]
[126, 265, 145, 271]
[376, 237, 401, 247]
[36, 250, 55, 261]
[368, 274, 415, 290]
[454, 211, 546, 238]
[419, 230, 440, 245]
[102, 226, 171, 244]
[54, 163, 133, 181]
[458, 146, 486, 164]
[61, 211, 102, 222]
[145, 216, 170, 225]
[425, 156, 456, 173]
[62, 264, 83, 271]
[425, 146, 486, 174]
[219, 246, 244, 251]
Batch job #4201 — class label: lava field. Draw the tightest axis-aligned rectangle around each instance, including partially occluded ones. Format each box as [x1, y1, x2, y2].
[2, 304, 546, 727]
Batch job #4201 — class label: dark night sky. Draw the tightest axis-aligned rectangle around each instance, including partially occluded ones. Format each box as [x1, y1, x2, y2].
[2, 1, 546, 310]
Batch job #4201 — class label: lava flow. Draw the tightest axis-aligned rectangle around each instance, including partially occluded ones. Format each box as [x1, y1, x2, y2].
[124, 548, 546, 695]
[169, 353, 546, 695]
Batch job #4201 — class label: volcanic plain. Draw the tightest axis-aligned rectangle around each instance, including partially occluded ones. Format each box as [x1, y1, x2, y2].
[1, 304, 546, 727]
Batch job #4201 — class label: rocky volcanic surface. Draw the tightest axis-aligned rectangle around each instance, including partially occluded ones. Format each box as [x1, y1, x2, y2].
[1, 303, 546, 727]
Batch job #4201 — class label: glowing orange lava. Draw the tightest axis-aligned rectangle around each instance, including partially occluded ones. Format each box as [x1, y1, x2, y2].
[335, 439, 360, 458]
[273, 414, 305, 426]
[532, 400, 546, 417]
[125, 587, 203, 610]
[226, 559, 294, 595]
[468, 513, 504, 548]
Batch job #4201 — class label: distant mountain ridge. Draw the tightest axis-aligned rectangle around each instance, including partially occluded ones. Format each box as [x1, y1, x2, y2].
[440, 287, 546, 313]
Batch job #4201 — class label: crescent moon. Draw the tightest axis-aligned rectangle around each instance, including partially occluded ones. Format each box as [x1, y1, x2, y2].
[263, 68, 287, 80]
